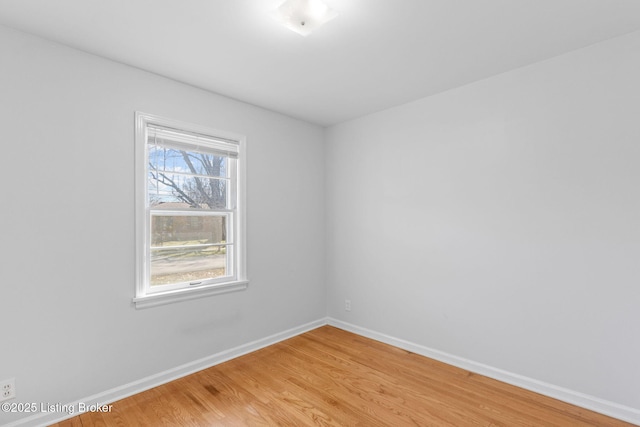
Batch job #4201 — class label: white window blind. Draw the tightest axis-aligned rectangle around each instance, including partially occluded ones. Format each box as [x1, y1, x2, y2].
[147, 124, 240, 158]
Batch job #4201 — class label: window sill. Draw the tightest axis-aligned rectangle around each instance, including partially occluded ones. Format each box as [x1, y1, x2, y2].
[133, 280, 249, 309]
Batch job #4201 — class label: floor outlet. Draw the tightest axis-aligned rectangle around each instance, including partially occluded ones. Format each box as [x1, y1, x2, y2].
[0, 378, 15, 402]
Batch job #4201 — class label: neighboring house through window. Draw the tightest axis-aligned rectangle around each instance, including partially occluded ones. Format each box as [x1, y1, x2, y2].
[134, 112, 247, 308]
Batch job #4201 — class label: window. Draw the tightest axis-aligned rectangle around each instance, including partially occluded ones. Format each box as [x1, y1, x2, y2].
[134, 112, 247, 308]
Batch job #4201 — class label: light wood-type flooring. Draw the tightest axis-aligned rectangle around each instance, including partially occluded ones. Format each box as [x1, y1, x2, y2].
[52, 326, 632, 426]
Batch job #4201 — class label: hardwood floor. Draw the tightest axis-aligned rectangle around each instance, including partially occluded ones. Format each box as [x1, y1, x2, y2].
[52, 326, 632, 426]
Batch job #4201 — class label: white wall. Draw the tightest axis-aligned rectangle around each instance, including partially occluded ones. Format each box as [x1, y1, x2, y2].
[326, 31, 640, 412]
[0, 25, 325, 425]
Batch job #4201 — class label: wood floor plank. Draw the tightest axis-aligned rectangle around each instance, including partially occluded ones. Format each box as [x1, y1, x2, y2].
[52, 417, 83, 427]
[304, 327, 602, 426]
[237, 346, 385, 426]
[226, 347, 369, 426]
[48, 326, 633, 426]
[277, 340, 467, 426]
[294, 331, 545, 425]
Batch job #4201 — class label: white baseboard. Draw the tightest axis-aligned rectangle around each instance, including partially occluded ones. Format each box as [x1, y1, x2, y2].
[327, 317, 640, 426]
[7, 317, 639, 426]
[5, 318, 328, 427]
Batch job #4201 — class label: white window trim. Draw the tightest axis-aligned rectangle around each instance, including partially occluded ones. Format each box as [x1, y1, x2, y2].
[133, 112, 248, 309]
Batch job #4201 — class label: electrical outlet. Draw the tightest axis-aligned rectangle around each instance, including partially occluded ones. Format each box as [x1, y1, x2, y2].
[0, 378, 16, 402]
[345, 299, 351, 311]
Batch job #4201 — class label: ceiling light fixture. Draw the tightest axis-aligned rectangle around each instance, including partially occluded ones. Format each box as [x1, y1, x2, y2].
[271, 0, 338, 36]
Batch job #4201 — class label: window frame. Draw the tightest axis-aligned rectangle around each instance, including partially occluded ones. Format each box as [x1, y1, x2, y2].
[133, 112, 248, 309]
